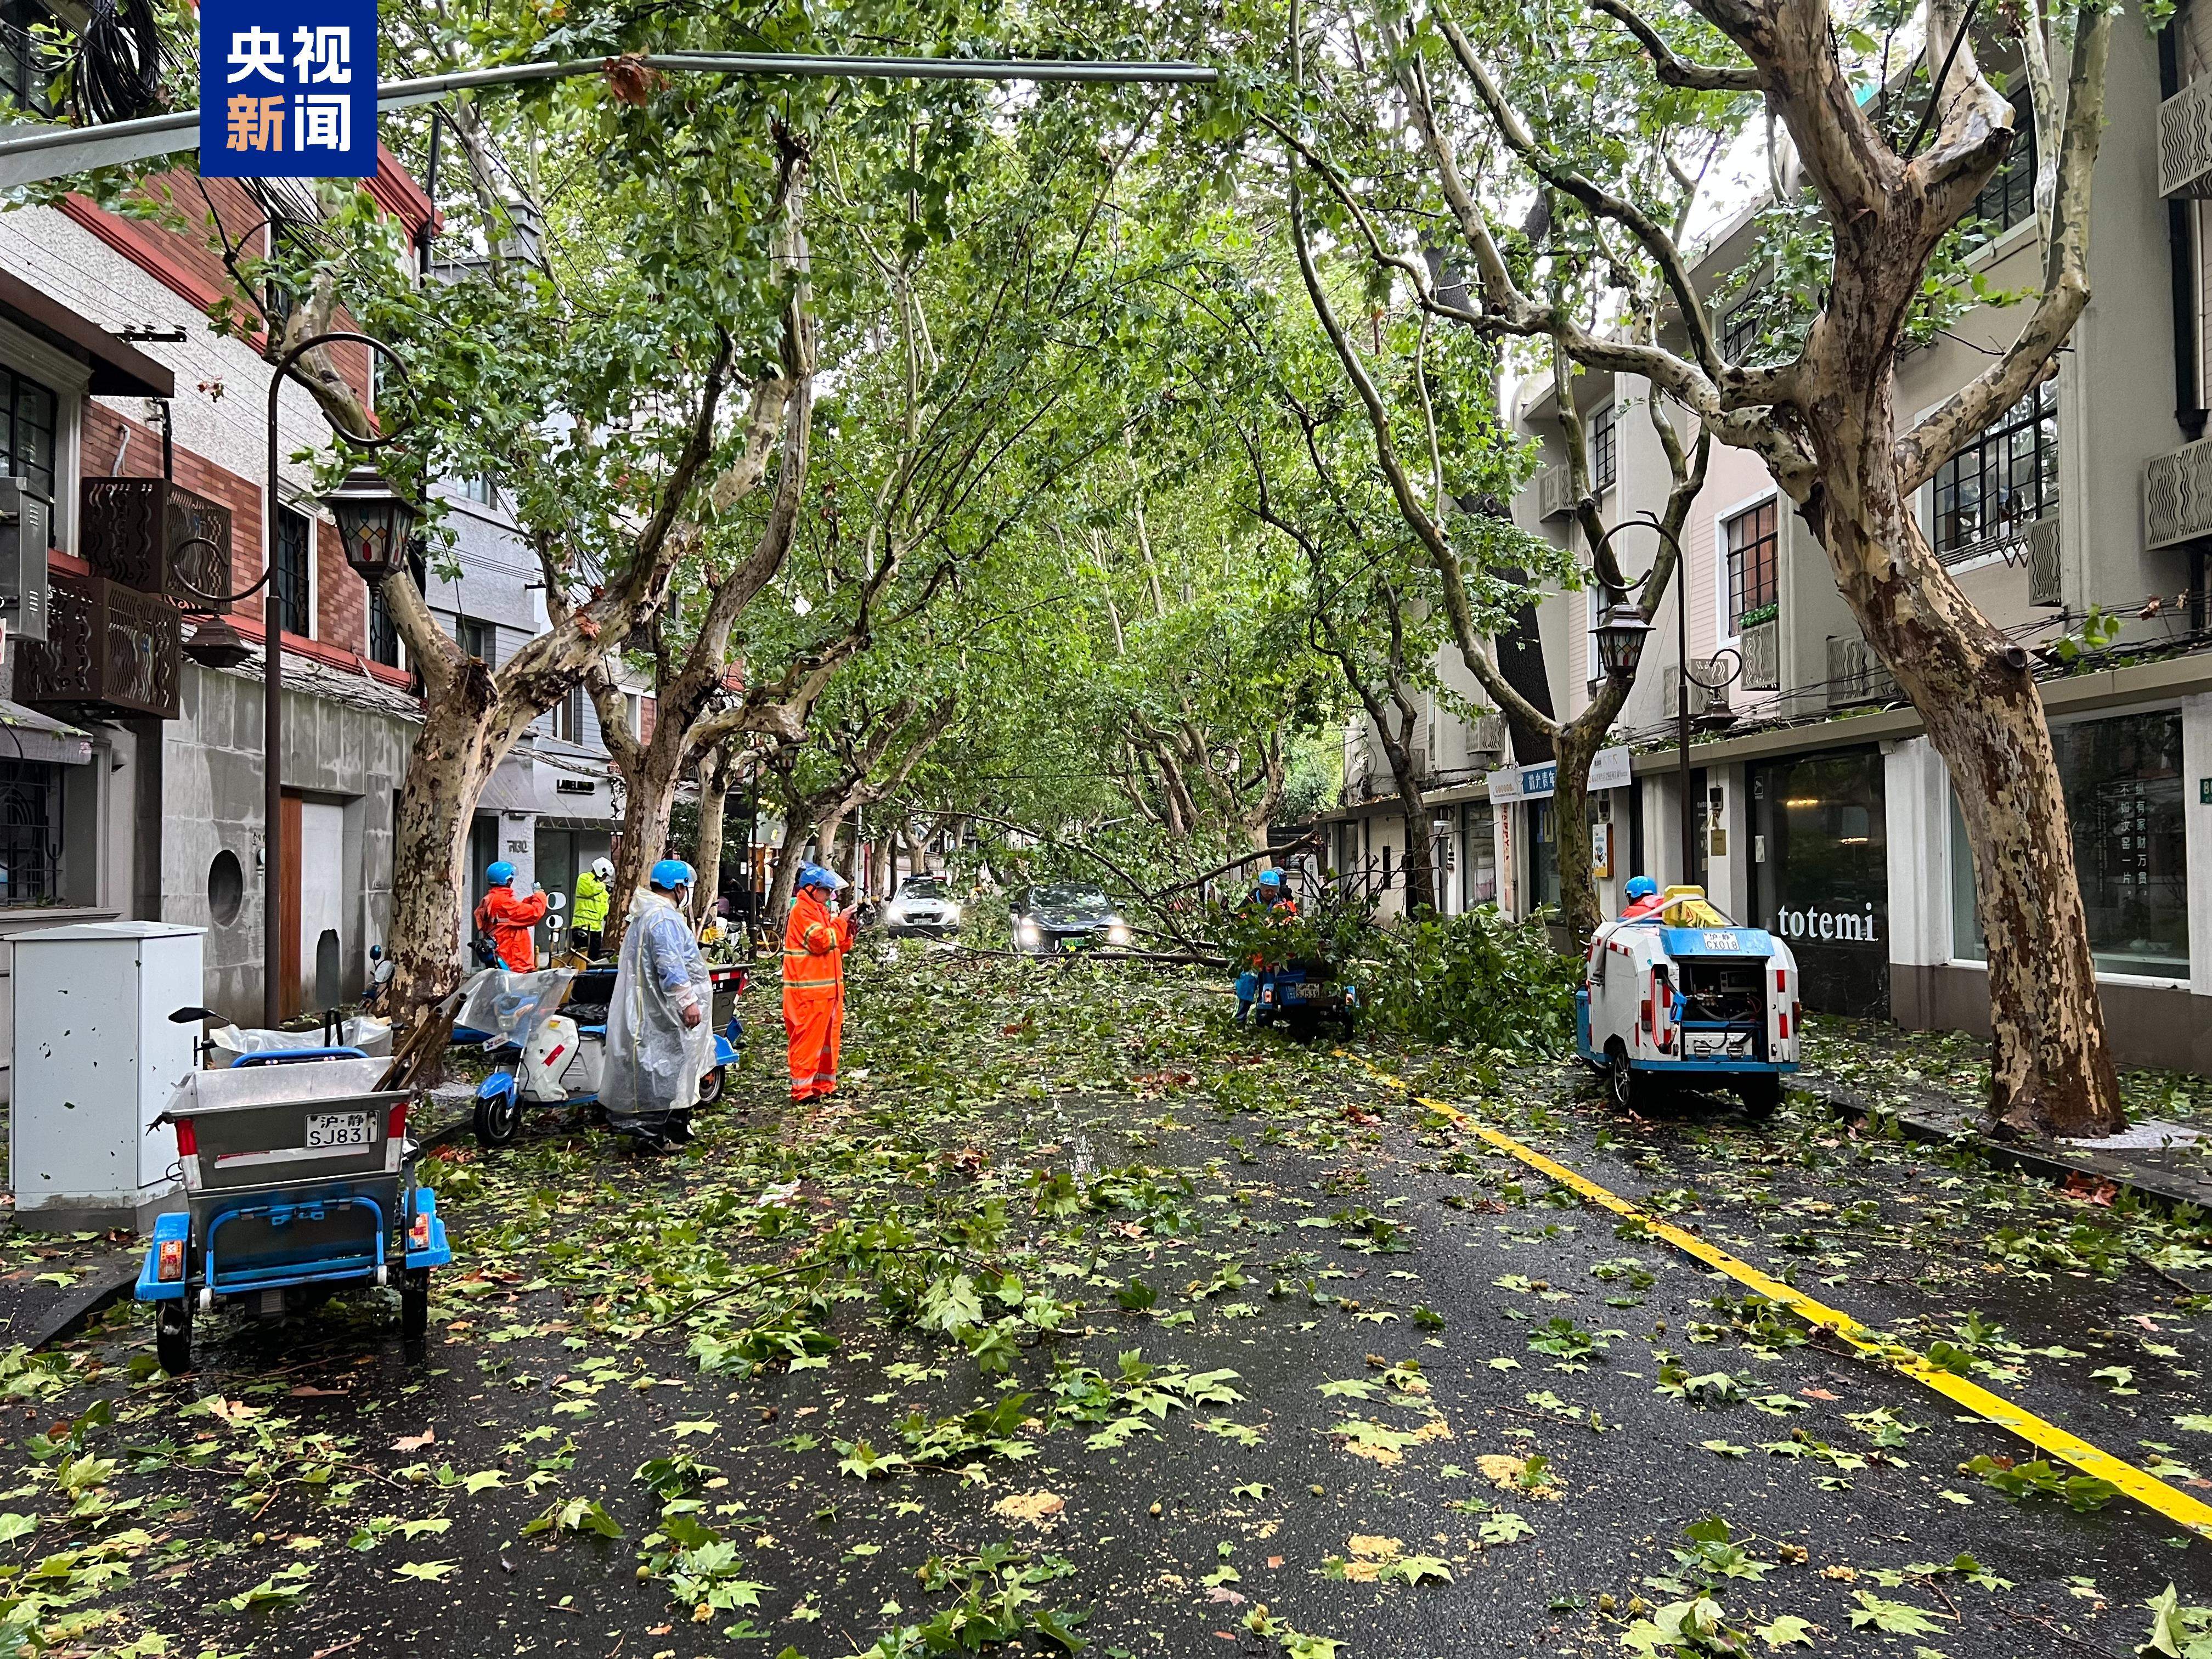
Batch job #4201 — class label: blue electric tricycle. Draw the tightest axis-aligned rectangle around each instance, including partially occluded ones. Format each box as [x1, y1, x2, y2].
[459, 964, 745, 1147]
[1245, 958, 1359, 1042]
[138, 1045, 452, 1373]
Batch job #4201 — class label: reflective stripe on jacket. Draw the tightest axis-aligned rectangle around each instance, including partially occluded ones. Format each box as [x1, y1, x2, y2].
[782, 890, 853, 996]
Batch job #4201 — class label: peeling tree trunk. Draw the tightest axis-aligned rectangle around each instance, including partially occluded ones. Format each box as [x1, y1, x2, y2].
[692, 744, 740, 913]
[387, 661, 501, 1009]
[1804, 380, 2121, 1136]
[765, 805, 817, 927]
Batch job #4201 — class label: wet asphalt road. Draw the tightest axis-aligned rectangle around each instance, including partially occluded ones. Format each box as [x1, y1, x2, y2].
[13, 969, 2211, 1658]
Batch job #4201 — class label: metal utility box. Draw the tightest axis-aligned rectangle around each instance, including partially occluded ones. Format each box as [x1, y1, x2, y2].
[10, 922, 205, 1231]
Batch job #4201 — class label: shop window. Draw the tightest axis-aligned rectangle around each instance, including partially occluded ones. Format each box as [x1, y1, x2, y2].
[1725, 499, 1779, 634]
[273, 504, 312, 636]
[1527, 799, 1560, 913]
[1462, 803, 1497, 909]
[1751, 749, 1890, 1018]
[0, 360, 58, 512]
[1950, 709, 2188, 978]
[0, 758, 61, 904]
[1588, 403, 1617, 493]
[1931, 380, 2057, 561]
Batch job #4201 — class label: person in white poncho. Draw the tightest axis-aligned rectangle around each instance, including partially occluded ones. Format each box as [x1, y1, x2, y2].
[601, 859, 713, 1153]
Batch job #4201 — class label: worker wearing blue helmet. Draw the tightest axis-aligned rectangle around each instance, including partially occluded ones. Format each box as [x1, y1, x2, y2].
[1621, 875, 1664, 921]
[784, 861, 856, 1102]
[475, 860, 548, 972]
[1233, 867, 1297, 1023]
[602, 857, 713, 1152]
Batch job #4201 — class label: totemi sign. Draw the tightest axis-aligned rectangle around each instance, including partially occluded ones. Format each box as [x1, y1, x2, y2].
[1485, 746, 1630, 805]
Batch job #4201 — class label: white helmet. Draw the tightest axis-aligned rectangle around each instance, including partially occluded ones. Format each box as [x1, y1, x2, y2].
[591, 857, 614, 881]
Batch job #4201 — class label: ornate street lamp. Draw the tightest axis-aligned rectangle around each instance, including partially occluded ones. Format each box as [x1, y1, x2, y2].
[325, 466, 421, 582]
[1592, 596, 1654, 678]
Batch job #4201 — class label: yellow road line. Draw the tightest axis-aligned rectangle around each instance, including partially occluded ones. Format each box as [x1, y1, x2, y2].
[1345, 1054, 2212, 1539]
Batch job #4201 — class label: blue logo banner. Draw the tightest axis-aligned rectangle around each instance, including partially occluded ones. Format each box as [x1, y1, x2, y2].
[199, 0, 377, 179]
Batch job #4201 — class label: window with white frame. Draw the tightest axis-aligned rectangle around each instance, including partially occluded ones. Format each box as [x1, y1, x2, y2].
[0, 323, 84, 555]
[1724, 499, 1779, 634]
[273, 504, 313, 637]
[1931, 379, 2057, 561]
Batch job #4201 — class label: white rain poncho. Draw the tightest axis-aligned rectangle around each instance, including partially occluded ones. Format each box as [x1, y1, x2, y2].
[602, 888, 713, 1134]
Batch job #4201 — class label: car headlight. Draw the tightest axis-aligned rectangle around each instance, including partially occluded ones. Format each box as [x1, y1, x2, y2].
[944, 903, 962, 924]
[1106, 921, 1131, 945]
[1015, 919, 1040, 941]
[884, 901, 907, 922]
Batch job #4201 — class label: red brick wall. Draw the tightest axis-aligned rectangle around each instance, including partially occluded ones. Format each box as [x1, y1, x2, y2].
[316, 516, 365, 652]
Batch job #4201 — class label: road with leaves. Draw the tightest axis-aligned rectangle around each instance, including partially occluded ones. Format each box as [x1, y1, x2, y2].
[2, 951, 2208, 1658]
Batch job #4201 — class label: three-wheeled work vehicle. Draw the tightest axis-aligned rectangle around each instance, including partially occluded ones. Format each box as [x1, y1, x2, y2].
[1248, 959, 1359, 1042]
[136, 1045, 453, 1373]
[462, 963, 746, 1146]
[1575, 886, 1800, 1115]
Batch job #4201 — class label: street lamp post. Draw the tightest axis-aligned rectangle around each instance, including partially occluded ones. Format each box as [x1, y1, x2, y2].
[172, 331, 416, 1025]
[1588, 513, 1744, 890]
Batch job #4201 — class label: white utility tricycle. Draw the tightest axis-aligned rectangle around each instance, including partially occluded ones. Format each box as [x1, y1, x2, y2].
[1575, 886, 1801, 1116]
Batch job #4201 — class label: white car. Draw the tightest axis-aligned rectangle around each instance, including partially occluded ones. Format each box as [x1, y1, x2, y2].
[881, 876, 962, 936]
[1575, 887, 1800, 1115]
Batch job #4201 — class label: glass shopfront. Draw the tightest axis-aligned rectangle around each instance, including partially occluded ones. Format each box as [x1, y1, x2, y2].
[1751, 747, 1890, 1018]
[1950, 708, 2188, 979]
[1525, 798, 1560, 914]
[1460, 802, 1498, 910]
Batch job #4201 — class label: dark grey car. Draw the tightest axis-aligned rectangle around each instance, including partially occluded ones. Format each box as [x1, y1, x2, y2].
[1009, 883, 1131, 953]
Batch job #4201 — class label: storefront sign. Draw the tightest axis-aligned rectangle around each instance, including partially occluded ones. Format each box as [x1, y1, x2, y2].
[200, 0, 378, 179]
[1771, 904, 1881, 945]
[1487, 746, 1630, 804]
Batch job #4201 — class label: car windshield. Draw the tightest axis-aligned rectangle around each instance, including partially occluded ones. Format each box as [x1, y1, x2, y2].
[900, 878, 945, 898]
[1030, 884, 1109, 910]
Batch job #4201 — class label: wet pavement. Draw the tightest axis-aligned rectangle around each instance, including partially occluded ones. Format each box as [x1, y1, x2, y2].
[3, 956, 2209, 1657]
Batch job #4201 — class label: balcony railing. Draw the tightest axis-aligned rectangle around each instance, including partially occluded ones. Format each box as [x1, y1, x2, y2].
[2160, 77, 2212, 198]
[1739, 616, 1780, 691]
[1825, 634, 1898, 710]
[79, 478, 234, 612]
[2145, 435, 2212, 549]
[2024, 517, 2063, 608]
[16, 572, 181, 719]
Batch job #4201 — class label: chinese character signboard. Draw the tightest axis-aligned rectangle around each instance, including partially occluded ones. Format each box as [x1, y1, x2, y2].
[199, 0, 376, 178]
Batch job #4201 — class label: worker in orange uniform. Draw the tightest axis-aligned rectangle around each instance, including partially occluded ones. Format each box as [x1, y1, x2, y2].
[476, 861, 549, 972]
[783, 862, 856, 1102]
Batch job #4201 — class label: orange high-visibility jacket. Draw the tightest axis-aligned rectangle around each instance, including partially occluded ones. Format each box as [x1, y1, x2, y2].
[478, 885, 549, 972]
[782, 889, 855, 1003]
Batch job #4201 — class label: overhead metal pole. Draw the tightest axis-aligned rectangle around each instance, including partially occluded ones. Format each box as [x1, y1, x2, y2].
[0, 53, 1220, 189]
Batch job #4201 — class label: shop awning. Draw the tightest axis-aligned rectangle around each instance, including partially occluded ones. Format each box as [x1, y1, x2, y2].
[0, 698, 93, 764]
[0, 269, 173, 398]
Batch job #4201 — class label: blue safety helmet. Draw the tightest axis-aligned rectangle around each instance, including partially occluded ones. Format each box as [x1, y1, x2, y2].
[797, 861, 848, 894]
[1257, 868, 1285, 888]
[486, 860, 516, 887]
[650, 858, 696, 892]
[1625, 876, 1658, 901]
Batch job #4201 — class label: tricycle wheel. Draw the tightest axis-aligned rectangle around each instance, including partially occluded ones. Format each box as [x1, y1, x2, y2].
[1605, 1042, 1637, 1111]
[400, 1268, 431, 1343]
[695, 1065, 726, 1109]
[473, 1090, 523, 1147]
[156, 1301, 192, 1374]
[1736, 1074, 1782, 1119]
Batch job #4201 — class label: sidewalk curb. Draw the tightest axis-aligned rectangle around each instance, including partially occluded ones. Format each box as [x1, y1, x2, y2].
[17, 1258, 141, 1353]
[1798, 1073, 2212, 1217]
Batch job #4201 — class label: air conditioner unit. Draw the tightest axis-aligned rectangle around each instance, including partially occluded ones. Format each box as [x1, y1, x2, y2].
[1536, 465, 1576, 521]
[0, 478, 50, 644]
